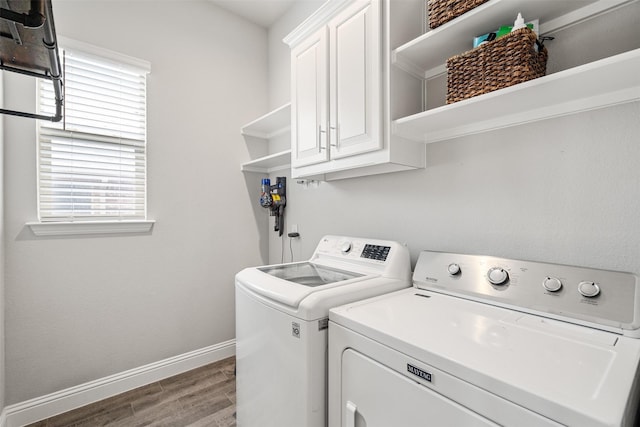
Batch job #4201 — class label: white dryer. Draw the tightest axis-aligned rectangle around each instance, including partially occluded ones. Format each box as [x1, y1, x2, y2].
[235, 235, 411, 427]
[329, 250, 640, 427]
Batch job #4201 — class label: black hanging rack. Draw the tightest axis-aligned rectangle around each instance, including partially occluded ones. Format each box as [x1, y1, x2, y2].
[0, 0, 62, 121]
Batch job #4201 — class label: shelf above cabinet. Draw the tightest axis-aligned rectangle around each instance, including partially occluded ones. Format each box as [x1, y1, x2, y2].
[240, 103, 291, 139]
[392, 0, 627, 79]
[392, 49, 640, 144]
[241, 150, 291, 173]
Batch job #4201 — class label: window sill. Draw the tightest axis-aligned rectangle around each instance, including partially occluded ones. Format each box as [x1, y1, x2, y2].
[26, 220, 155, 237]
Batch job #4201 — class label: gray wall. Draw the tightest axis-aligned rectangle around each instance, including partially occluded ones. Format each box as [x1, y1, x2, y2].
[267, 4, 640, 276]
[1, 72, 6, 415]
[4, 1, 268, 404]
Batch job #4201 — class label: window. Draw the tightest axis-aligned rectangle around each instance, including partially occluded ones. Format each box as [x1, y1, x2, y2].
[37, 39, 150, 225]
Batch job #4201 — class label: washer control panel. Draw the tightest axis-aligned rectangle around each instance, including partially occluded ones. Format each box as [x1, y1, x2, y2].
[316, 237, 396, 263]
[361, 244, 391, 261]
[413, 250, 639, 333]
[312, 236, 411, 282]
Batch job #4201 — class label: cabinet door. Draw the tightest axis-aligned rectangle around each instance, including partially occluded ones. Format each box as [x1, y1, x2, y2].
[291, 28, 330, 167]
[328, 0, 382, 160]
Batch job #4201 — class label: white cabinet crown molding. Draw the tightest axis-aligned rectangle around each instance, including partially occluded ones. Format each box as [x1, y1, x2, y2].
[283, 0, 353, 47]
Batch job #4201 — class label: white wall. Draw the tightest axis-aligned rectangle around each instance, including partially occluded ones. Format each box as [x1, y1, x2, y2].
[1, 72, 6, 415]
[274, 103, 640, 269]
[4, 1, 269, 404]
[268, 3, 640, 276]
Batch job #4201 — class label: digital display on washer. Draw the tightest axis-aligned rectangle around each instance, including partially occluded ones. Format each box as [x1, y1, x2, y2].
[361, 244, 391, 261]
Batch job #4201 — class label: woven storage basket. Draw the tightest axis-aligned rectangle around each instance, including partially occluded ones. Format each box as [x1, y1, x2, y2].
[428, 0, 489, 29]
[446, 27, 548, 104]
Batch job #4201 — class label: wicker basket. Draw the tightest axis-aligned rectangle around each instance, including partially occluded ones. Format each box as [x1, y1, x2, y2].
[446, 27, 548, 104]
[427, 0, 489, 29]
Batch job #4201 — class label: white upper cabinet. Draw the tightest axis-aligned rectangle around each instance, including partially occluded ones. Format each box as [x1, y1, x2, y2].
[328, 0, 381, 159]
[291, 28, 329, 167]
[285, 0, 425, 181]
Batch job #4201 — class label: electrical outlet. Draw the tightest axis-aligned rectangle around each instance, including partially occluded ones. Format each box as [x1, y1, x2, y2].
[288, 224, 300, 239]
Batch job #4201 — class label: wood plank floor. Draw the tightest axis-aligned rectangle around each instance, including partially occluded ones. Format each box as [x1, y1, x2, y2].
[26, 356, 236, 427]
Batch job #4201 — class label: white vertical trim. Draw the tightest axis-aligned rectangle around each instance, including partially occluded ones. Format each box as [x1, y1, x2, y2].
[1, 70, 6, 427]
[4, 340, 235, 427]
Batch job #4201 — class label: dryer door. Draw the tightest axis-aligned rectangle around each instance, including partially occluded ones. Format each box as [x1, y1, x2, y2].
[340, 349, 497, 427]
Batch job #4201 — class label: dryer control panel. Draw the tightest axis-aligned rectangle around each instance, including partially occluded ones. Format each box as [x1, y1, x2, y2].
[413, 250, 640, 336]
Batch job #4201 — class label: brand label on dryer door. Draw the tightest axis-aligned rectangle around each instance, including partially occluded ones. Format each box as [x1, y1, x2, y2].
[407, 364, 432, 382]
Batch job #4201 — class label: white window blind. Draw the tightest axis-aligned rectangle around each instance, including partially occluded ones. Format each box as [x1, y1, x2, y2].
[38, 44, 149, 222]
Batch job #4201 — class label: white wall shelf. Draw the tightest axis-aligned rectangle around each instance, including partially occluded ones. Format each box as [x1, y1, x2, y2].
[392, 0, 629, 79]
[240, 150, 291, 173]
[240, 103, 292, 173]
[240, 103, 291, 139]
[392, 49, 640, 144]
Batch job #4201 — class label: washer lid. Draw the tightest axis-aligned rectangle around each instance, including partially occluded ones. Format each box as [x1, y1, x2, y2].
[258, 262, 364, 287]
[330, 288, 640, 426]
[236, 262, 374, 309]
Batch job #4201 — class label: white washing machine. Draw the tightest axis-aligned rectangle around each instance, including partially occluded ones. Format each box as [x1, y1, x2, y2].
[329, 250, 640, 427]
[235, 235, 411, 427]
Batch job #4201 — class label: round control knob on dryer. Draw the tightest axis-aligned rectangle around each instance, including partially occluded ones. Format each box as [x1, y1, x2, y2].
[447, 263, 461, 276]
[340, 241, 352, 254]
[578, 281, 601, 298]
[487, 267, 509, 285]
[542, 277, 563, 292]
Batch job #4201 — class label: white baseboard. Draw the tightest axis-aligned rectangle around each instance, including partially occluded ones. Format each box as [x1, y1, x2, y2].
[4, 339, 235, 427]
